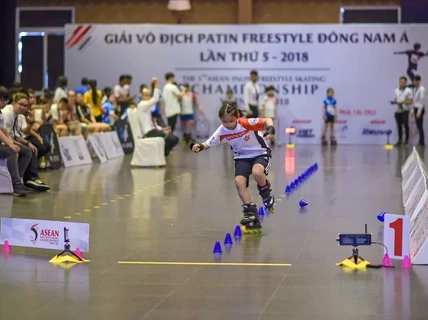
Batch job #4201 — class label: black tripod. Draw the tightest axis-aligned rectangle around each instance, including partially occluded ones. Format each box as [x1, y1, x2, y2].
[55, 227, 83, 262]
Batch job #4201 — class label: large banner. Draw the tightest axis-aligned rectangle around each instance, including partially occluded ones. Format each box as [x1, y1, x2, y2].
[65, 24, 428, 145]
[0, 218, 90, 252]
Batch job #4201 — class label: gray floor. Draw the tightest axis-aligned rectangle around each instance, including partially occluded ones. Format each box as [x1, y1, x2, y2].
[1, 144, 428, 320]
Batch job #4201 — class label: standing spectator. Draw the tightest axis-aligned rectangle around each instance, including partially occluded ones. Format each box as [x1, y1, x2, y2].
[243, 70, 261, 117]
[412, 75, 426, 146]
[321, 88, 338, 146]
[180, 83, 204, 144]
[102, 92, 119, 127]
[391, 76, 413, 145]
[162, 72, 185, 133]
[74, 77, 90, 95]
[114, 75, 135, 117]
[83, 79, 103, 122]
[54, 76, 68, 102]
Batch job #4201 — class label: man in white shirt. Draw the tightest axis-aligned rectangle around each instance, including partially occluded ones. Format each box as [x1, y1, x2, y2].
[138, 77, 179, 156]
[162, 72, 185, 133]
[2, 92, 50, 191]
[412, 75, 426, 146]
[391, 76, 413, 145]
[243, 70, 261, 118]
[0, 87, 32, 196]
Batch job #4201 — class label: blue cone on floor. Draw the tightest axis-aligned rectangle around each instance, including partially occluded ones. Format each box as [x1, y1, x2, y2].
[377, 211, 386, 222]
[224, 233, 233, 245]
[285, 186, 291, 193]
[299, 199, 308, 208]
[234, 225, 242, 238]
[258, 206, 265, 216]
[213, 241, 222, 254]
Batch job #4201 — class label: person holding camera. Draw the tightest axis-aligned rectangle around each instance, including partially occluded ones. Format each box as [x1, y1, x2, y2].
[138, 77, 179, 156]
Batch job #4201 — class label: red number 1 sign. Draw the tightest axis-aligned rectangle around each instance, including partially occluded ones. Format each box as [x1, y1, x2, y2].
[384, 214, 410, 260]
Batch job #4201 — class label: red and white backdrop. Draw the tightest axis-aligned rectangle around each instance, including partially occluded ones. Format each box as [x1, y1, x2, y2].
[65, 24, 428, 145]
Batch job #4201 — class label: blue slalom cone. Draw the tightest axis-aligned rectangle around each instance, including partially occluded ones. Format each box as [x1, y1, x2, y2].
[294, 179, 299, 186]
[258, 206, 265, 216]
[224, 233, 233, 245]
[290, 182, 295, 189]
[213, 241, 222, 254]
[285, 185, 291, 193]
[377, 211, 386, 223]
[234, 225, 242, 238]
[299, 199, 308, 208]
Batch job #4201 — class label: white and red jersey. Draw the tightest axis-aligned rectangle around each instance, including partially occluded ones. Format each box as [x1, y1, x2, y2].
[205, 117, 269, 159]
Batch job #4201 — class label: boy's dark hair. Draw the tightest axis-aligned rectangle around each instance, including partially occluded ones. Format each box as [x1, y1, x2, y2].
[400, 76, 407, 82]
[119, 75, 127, 82]
[57, 76, 68, 88]
[43, 88, 54, 101]
[103, 86, 112, 97]
[165, 72, 175, 81]
[218, 101, 244, 119]
[414, 75, 422, 81]
[183, 83, 189, 88]
[226, 89, 233, 94]
[59, 97, 68, 104]
[326, 88, 334, 94]
[81, 77, 89, 85]
[250, 70, 258, 76]
[0, 86, 9, 100]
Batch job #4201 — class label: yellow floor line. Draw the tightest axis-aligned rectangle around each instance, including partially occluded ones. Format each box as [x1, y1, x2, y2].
[117, 261, 292, 267]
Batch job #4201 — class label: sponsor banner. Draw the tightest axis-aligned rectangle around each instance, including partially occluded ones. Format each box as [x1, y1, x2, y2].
[87, 135, 108, 163]
[58, 136, 93, 167]
[0, 218, 90, 252]
[65, 24, 428, 144]
[39, 124, 62, 169]
[115, 120, 134, 154]
[94, 132, 125, 159]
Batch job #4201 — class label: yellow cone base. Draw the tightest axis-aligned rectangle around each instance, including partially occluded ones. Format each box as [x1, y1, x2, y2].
[384, 144, 393, 150]
[286, 144, 295, 149]
[49, 254, 90, 264]
[336, 257, 370, 269]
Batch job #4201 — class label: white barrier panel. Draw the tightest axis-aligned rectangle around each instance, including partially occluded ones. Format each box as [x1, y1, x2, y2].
[0, 159, 13, 194]
[65, 24, 428, 145]
[0, 217, 90, 252]
[401, 147, 428, 264]
[58, 136, 93, 167]
[87, 135, 108, 163]
[93, 132, 124, 160]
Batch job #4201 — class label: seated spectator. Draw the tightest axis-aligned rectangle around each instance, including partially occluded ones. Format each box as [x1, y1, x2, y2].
[66, 90, 83, 136]
[2, 92, 49, 191]
[137, 77, 179, 156]
[0, 86, 32, 196]
[76, 93, 110, 137]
